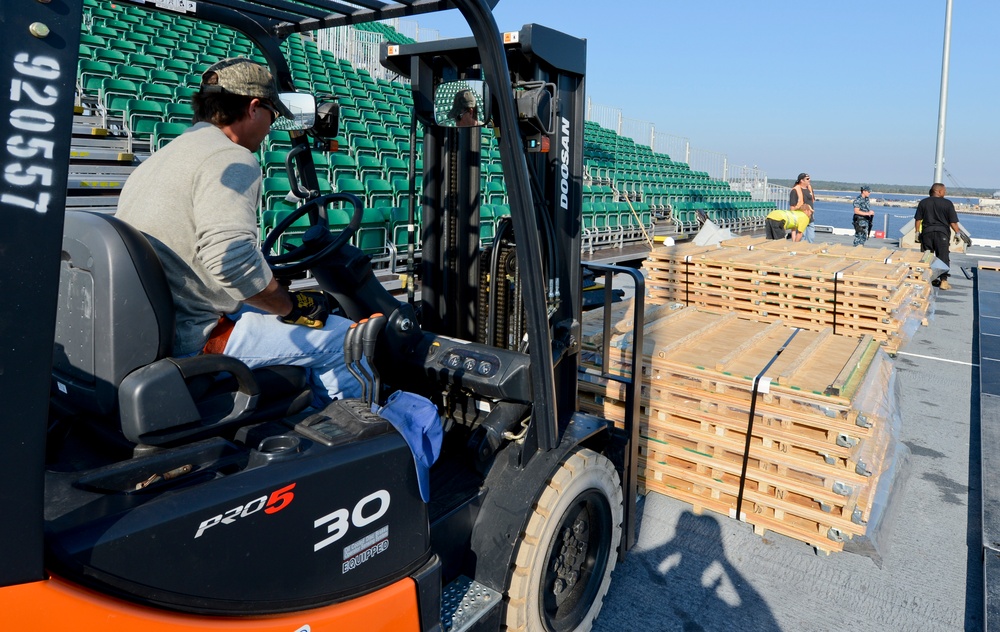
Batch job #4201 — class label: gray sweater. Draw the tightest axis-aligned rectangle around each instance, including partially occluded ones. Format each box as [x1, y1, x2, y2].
[116, 122, 272, 356]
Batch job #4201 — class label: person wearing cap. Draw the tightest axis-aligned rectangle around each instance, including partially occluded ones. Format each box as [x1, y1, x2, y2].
[448, 89, 479, 127]
[764, 208, 810, 242]
[852, 186, 875, 246]
[789, 173, 816, 242]
[116, 58, 361, 406]
[914, 183, 961, 290]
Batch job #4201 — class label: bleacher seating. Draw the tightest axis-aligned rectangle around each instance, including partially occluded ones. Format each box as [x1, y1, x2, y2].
[73, 0, 774, 270]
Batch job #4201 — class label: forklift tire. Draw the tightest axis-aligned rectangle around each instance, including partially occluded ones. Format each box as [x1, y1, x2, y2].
[504, 448, 623, 632]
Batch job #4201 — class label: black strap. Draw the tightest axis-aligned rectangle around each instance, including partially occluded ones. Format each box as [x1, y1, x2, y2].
[734, 329, 801, 522]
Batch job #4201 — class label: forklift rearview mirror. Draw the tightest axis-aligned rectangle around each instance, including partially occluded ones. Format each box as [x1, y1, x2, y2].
[272, 92, 316, 131]
[434, 80, 490, 128]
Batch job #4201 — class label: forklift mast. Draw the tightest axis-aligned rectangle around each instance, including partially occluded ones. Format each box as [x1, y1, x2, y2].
[381, 22, 588, 456]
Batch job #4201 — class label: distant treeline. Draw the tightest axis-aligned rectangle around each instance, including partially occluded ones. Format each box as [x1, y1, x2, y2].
[770, 179, 996, 198]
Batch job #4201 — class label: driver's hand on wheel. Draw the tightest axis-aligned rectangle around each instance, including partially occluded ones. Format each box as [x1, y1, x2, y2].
[281, 290, 331, 328]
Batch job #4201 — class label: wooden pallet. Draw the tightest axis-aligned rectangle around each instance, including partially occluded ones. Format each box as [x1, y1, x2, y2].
[578, 303, 903, 554]
[642, 241, 933, 354]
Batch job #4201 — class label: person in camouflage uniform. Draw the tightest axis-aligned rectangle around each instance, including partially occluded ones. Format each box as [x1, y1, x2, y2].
[852, 186, 874, 246]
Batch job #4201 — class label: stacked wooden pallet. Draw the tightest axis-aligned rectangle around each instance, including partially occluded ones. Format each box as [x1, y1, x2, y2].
[578, 302, 904, 555]
[718, 237, 937, 282]
[642, 239, 934, 354]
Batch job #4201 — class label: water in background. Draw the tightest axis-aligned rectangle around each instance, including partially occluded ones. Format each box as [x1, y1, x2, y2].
[811, 191, 1000, 241]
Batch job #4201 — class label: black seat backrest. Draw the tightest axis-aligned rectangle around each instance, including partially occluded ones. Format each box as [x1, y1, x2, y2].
[52, 211, 175, 417]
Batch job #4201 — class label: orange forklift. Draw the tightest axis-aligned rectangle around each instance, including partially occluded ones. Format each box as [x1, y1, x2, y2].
[0, 0, 644, 630]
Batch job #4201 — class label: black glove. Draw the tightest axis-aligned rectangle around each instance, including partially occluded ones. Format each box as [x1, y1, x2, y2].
[280, 290, 330, 328]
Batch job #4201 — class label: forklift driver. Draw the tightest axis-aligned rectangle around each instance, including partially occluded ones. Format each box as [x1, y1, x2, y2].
[115, 57, 362, 407]
[448, 89, 479, 127]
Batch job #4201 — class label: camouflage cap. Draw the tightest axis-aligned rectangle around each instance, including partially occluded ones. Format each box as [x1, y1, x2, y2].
[200, 57, 293, 119]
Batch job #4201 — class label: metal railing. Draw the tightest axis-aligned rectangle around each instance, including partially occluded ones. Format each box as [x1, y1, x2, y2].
[315, 25, 398, 84]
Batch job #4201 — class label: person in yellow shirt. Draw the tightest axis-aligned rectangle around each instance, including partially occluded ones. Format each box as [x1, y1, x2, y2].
[765, 208, 810, 242]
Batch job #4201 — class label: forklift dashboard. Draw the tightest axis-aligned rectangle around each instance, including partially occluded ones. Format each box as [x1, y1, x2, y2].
[416, 334, 532, 403]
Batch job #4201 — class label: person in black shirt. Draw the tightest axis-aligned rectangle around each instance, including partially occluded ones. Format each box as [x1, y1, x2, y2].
[914, 183, 960, 290]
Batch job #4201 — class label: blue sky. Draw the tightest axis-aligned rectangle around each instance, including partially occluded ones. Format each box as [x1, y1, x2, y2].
[413, 1, 999, 189]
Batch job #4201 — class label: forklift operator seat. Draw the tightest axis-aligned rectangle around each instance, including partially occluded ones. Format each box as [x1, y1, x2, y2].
[52, 211, 311, 447]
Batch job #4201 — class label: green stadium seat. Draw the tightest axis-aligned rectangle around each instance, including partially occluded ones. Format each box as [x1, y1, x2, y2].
[266, 130, 293, 151]
[262, 150, 290, 179]
[374, 139, 398, 161]
[80, 34, 106, 48]
[484, 181, 506, 205]
[335, 177, 365, 199]
[327, 153, 358, 184]
[148, 69, 181, 87]
[174, 86, 197, 102]
[94, 49, 127, 66]
[151, 122, 188, 151]
[124, 99, 165, 142]
[261, 177, 297, 212]
[99, 78, 139, 119]
[387, 206, 422, 269]
[150, 36, 178, 48]
[164, 102, 194, 124]
[382, 156, 408, 183]
[78, 60, 115, 97]
[353, 209, 389, 259]
[140, 82, 174, 104]
[356, 154, 382, 184]
[114, 64, 148, 83]
[365, 178, 394, 208]
[351, 138, 378, 160]
[109, 40, 139, 55]
[480, 204, 496, 244]
[393, 177, 418, 209]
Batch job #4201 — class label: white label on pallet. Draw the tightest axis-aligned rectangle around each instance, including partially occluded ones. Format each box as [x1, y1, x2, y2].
[757, 377, 771, 394]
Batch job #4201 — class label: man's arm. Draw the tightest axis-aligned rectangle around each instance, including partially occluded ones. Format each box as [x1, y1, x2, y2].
[244, 276, 294, 316]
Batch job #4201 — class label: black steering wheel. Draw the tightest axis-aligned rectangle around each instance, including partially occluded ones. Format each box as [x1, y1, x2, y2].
[262, 192, 365, 277]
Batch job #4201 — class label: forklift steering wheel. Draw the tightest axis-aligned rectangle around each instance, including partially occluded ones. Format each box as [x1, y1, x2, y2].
[262, 192, 365, 277]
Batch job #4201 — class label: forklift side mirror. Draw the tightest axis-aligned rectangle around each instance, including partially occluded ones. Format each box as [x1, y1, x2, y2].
[272, 92, 316, 131]
[311, 98, 341, 141]
[434, 80, 490, 128]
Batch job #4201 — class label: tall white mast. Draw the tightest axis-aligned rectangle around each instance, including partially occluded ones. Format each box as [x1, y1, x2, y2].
[933, 0, 953, 184]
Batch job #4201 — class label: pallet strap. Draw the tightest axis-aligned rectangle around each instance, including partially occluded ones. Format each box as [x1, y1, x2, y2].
[831, 263, 854, 336]
[733, 328, 801, 522]
[684, 255, 692, 305]
[832, 272, 840, 335]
